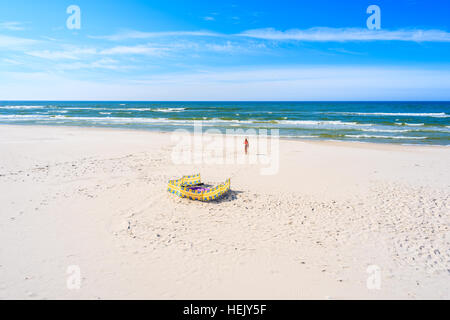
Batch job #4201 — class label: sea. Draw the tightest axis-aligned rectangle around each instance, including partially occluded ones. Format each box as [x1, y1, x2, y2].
[0, 101, 449, 145]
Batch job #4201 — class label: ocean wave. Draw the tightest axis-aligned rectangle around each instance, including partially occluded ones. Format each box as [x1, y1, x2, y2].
[63, 107, 110, 110]
[0, 114, 447, 134]
[62, 107, 150, 111]
[280, 135, 320, 138]
[345, 134, 427, 140]
[0, 114, 49, 120]
[53, 116, 170, 123]
[395, 122, 424, 126]
[280, 119, 380, 126]
[205, 119, 357, 126]
[0, 115, 447, 133]
[0, 115, 349, 127]
[221, 119, 368, 126]
[0, 114, 166, 123]
[117, 108, 152, 111]
[0, 105, 45, 109]
[360, 128, 410, 133]
[329, 112, 448, 118]
[59, 107, 186, 112]
[154, 108, 186, 112]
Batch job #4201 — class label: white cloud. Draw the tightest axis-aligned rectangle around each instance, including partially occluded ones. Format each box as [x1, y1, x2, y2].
[89, 27, 450, 43]
[0, 21, 26, 31]
[55, 58, 126, 70]
[100, 45, 169, 56]
[203, 16, 215, 21]
[25, 44, 171, 60]
[238, 27, 450, 42]
[205, 41, 237, 52]
[25, 48, 97, 60]
[22, 40, 239, 62]
[2, 58, 23, 65]
[90, 30, 222, 41]
[0, 34, 37, 48]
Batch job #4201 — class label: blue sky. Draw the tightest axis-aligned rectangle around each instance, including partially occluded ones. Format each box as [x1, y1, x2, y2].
[1, 0, 450, 100]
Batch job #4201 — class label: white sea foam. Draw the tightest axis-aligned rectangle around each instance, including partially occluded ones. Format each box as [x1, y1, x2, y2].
[0, 114, 48, 119]
[0, 105, 45, 109]
[153, 108, 186, 112]
[330, 112, 448, 118]
[345, 134, 426, 140]
[0, 115, 52, 122]
[277, 120, 372, 127]
[281, 120, 364, 125]
[61, 107, 143, 111]
[280, 135, 320, 139]
[0, 114, 168, 123]
[57, 116, 170, 123]
[63, 107, 109, 110]
[59, 107, 186, 112]
[115, 108, 152, 111]
[361, 128, 410, 133]
[395, 122, 425, 126]
[222, 119, 366, 126]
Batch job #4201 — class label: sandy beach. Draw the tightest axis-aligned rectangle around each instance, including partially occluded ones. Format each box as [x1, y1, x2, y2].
[0, 124, 449, 299]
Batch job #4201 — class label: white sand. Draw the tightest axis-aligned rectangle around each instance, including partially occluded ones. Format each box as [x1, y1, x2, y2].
[0, 124, 449, 299]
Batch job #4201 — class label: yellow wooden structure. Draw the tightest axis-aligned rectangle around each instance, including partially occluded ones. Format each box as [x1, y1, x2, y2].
[167, 174, 231, 201]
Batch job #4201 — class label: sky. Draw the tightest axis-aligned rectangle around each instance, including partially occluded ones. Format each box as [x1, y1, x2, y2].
[0, 0, 450, 100]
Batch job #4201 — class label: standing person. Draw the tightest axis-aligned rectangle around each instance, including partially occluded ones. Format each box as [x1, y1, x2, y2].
[244, 137, 249, 155]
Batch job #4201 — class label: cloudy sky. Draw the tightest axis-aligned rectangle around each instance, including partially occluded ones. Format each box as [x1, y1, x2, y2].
[1, 0, 450, 100]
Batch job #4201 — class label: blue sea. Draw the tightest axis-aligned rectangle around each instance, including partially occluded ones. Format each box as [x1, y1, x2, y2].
[0, 101, 449, 145]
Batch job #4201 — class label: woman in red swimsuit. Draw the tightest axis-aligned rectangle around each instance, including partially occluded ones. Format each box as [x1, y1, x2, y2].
[244, 138, 249, 155]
